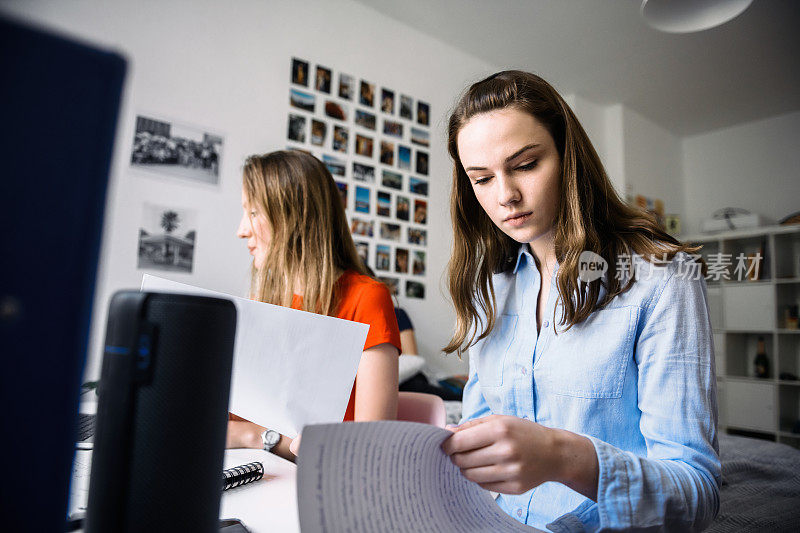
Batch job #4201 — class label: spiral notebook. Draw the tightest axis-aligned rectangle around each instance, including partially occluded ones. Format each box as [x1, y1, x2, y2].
[223, 462, 264, 491]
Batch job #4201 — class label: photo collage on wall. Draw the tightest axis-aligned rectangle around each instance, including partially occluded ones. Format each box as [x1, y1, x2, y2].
[287, 57, 430, 299]
[130, 114, 225, 274]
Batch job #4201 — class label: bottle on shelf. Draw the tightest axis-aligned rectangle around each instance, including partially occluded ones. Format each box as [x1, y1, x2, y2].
[754, 336, 769, 379]
[784, 304, 798, 330]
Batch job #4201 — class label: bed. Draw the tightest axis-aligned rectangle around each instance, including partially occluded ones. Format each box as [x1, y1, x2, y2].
[709, 433, 800, 532]
[442, 401, 800, 531]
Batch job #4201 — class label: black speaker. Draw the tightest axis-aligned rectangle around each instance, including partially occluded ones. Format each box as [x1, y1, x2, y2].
[85, 291, 236, 532]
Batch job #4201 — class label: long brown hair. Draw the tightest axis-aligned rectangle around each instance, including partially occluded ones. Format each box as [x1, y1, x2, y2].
[242, 150, 366, 315]
[444, 71, 703, 356]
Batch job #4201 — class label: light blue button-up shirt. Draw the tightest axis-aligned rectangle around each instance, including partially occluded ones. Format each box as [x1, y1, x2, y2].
[461, 245, 720, 531]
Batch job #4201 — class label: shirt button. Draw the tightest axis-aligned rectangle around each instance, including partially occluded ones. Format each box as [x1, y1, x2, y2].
[521, 367, 527, 375]
[517, 509, 523, 517]
[542, 320, 549, 328]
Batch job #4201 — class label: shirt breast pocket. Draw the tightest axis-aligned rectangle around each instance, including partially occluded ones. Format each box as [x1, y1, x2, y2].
[543, 306, 637, 399]
[474, 314, 518, 388]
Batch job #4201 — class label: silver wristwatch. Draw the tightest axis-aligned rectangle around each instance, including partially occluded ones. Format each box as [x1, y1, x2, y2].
[260, 429, 280, 452]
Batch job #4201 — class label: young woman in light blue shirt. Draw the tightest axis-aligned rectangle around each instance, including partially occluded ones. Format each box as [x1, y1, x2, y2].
[441, 71, 720, 531]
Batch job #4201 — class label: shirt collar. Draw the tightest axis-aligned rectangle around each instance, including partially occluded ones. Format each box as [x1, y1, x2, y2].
[511, 244, 561, 280]
[512, 244, 533, 274]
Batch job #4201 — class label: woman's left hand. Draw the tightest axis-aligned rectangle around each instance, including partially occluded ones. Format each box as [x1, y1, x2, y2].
[289, 433, 301, 456]
[442, 414, 568, 495]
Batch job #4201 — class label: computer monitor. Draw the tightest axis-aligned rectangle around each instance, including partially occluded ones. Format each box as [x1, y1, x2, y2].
[0, 15, 126, 530]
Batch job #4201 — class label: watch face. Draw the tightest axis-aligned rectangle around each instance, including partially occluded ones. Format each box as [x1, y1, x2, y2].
[263, 430, 280, 450]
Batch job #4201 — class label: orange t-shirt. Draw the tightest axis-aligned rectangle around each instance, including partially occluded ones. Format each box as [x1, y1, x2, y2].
[291, 270, 401, 421]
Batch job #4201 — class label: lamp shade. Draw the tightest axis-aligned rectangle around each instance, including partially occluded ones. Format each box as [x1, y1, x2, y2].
[641, 0, 753, 33]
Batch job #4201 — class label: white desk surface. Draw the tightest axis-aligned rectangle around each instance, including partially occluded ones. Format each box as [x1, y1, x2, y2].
[70, 448, 299, 532]
[221, 449, 299, 532]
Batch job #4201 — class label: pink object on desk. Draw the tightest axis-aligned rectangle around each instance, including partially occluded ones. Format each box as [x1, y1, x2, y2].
[397, 392, 446, 427]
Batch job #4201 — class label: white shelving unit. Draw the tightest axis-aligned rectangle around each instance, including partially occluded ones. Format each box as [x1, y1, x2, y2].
[684, 224, 800, 449]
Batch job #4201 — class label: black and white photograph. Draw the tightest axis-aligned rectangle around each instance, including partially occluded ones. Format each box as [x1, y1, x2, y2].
[406, 280, 425, 299]
[291, 57, 309, 86]
[376, 244, 391, 271]
[416, 150, 429, 175]
[339, 73, 354, 100]
[324, 100, 348, 121]
[381, 88, 395, 114]
[350, 216, 373, 237]
[395, 247, 409, 273]
[382, 170, 402, 190]
[409, 176, 428, 196]
[287, 113, 306, 143]
[417, 101, 430, 126]
[383, 119, 403, 138]
[131, 114, 223, 185]
[377, 191, 391, 217]
[396, 195, 410, 221]
[311, 119, 327, 146]
[400, 94, 413, 120]
[412, 250, 426, 276]
[333, 125, 349, 153]
[380, 222, 401, 241]
[411, 127, 429, 147]
[322, 154, 346, 177]
[408, 227, 427, 246]
[380, 140, 394, 166]
[360, 80, 375, 107]
[355, 134, 374, 158]
[378, 276, 399, 296]
[137, 203, 197, 273]
[315, 65, 332, 93]
[355, 109, 376, 130]
[353, 162, 375, 183]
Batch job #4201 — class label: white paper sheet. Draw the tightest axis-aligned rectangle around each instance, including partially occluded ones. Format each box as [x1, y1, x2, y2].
[141, 274, 368, 437]
[296, 421, 542, 532]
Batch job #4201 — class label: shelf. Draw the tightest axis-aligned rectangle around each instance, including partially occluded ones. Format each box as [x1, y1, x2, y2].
[720, 281, 772, 287]
[724, 424, 776, 436]
[725, 376, 776, 385]
[682, 223, 800, 243]
[695, 224, 800, 443]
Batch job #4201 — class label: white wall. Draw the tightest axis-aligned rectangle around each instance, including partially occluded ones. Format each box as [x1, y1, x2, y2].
[568, 95, 684, 218]
[567, 95, 626, 198]
[621, 106, 683, 218]
[682, 111, 800, 235]
[2, 0, 501, 379]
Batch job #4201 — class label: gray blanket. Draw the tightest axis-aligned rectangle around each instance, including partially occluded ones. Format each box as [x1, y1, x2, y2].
[708, 434, 800, 532]
[445, 401, 800, 530]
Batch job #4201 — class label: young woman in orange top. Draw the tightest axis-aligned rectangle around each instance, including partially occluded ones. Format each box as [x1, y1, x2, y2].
[226, 150, 401, 461]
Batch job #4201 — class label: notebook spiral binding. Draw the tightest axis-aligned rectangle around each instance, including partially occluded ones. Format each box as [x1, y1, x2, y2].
[222, 461, 264, 491]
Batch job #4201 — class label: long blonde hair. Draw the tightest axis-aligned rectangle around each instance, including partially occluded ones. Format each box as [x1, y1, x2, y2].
[242, 150, 366, 315]
[444, 71, 703, 356]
